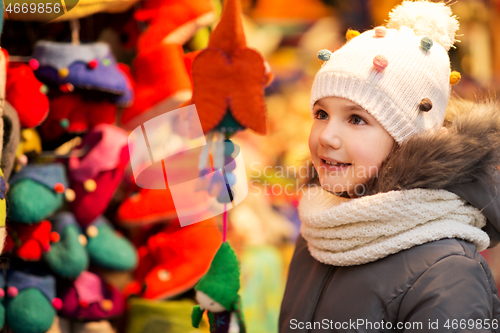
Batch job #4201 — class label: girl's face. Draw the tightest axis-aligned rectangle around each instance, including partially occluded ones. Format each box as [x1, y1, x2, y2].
[309, 97, 395, 198]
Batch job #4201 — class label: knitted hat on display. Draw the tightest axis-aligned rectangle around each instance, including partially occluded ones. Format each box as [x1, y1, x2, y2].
[310, 0, 460, 144]
[194, 242, 240, 310]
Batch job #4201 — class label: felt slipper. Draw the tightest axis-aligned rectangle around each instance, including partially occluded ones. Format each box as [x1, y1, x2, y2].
[123, 218, 221, 300]
[134, 0, 216, 53]
[85, 216, 138, 271]
[5, 57, 49, 128]
[120, 44, 195, 130]
[67, 124, 129, 227]
[58, 271, 125, 320]
[41, 94, 116, 142]
[4, 221, 52, 261]
[43, 212, 89, 279]
[6, 269, 61, 333]
[31, 41, 133, 107]
[8, 163, 70, 224]
[2, 102, 20, 180]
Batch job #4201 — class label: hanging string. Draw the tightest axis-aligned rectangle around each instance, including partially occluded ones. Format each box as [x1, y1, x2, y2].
[223, 205, 227, 242]
[70, 19, 80, 45]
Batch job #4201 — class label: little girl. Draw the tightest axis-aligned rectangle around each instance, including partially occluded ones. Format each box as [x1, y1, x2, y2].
[280, 1, 500, 332]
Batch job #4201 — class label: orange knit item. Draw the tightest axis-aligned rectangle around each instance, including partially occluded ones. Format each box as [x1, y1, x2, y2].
[190, 0, 271, 135]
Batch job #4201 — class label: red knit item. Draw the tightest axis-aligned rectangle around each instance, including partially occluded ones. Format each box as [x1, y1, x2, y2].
[123, 218, 222, 300]
[134, 0, 215, 53]
[120, 44, 194, 129]
[189, 0, 272, 134]
[5, 60, 49, 128]
[40, 93, 116, 141]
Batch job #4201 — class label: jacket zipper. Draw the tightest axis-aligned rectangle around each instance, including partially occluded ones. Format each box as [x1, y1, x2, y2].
[308, 266, 336, 333]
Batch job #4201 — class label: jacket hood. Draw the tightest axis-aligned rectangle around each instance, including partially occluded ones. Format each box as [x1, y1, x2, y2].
[364, 97, 500, 247]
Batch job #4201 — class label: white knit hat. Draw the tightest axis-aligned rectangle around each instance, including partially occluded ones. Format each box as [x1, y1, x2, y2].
[310, 0, 460, 144]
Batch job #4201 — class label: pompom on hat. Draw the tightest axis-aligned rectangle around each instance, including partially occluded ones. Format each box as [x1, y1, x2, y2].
[310, 0, 460, 144]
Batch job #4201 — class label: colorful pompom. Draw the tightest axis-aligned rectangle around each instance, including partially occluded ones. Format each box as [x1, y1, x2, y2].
[317, 49, 332, 61]
[50, 231, 61, 243]
[52, 298, 63, 310]
[65, 188, 76, 202]
[83, 179, 97, 192]
[346, 29, 360, 41]
[86, 225, 99, 238]
[386, 0, 459, 51]
[450, 71, 461, 85]
[374, 26, 387, 37]
[420, 37, 433, 50]
[373, 55, 388, 72]
[7, 287, 18, 298]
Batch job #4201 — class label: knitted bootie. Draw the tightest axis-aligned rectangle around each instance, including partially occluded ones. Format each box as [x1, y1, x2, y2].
[8, 163, 69, 224]
[40, 94, 116, 142]
[85, 216, 137, 271]
[4, 221, 52, 261]
[43, 212, 89, 279]
[68, 124, 129, 227]
[31, 41, 133, 107]
[6, 269, 61, 333]
[58, 271, 125, 320]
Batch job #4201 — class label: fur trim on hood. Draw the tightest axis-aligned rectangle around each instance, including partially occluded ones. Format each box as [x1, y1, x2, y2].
[363, 97, 500, 247]
[364, 97, 500, 194]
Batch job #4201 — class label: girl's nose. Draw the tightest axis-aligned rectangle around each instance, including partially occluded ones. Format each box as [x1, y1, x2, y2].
[318, 125, 341, 150]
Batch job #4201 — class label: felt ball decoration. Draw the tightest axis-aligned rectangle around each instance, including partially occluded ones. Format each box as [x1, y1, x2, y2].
[157, 269, 171, 281]
[40, 84, 48, 94]
[50, 231, 61, 243]
[346, 29, 360, 41]
[317, 49, 332, 61]
[0, 289, 4, 298]
[60, 83, 74, 93]
[86, 225, 99, 238]
[224, 139, 235, 156]
[7, 287, 18, 298]
[29, 59, 39, 71]
[419, 98, 433, 112]
[18, 155, 28, 166]
[374, 26, 387, 37]
[58, 68, 70, 78]
[373, 55, 388, 72]
[65, 188, 76, 202]
[78, 234, 88, 246]
[420, 37, 433, 50]
[83, 179, 97, 192]
[101, 299, 114, 311]
[103, 58, 111, 66]
[52, 298, 63, 310]
[450, 71, 461, 85]
[54, 183, 65, 193]
[87, 59, 99, 69]
[60, 118, 70, 129]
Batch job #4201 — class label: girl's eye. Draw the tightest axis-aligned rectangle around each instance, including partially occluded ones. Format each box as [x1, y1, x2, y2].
[315, 110, 328, 120]
[350, 115, 367, 125]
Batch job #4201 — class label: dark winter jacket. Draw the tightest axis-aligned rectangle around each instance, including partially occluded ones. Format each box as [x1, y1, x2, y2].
[280, 99, 500, 333]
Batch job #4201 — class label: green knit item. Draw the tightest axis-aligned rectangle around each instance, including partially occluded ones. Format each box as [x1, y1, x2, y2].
[8, 179, 63, 223]
[43, 224, 89, 278]
[195, 242, 240, 310]
[6, 288, 55, 333]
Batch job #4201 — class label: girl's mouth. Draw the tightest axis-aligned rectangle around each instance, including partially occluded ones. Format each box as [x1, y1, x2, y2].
[320, 158, 351, 169]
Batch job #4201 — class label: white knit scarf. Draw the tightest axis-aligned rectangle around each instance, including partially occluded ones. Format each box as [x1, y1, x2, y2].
[299, 185, 490, 266]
